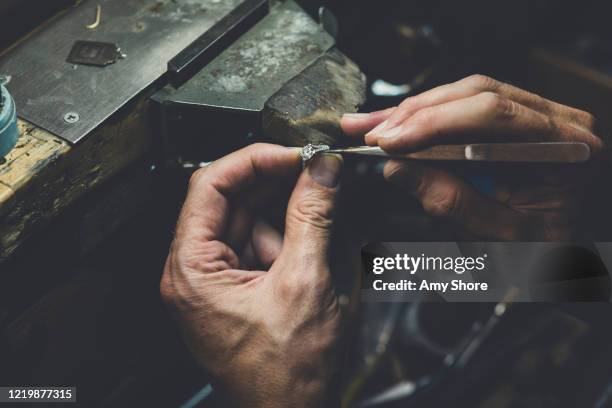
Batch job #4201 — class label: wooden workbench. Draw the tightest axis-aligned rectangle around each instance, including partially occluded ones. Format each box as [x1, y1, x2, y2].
[0, 100, 154, 263]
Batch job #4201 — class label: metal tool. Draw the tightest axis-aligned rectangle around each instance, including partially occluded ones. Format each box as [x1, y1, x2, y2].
[322, 142, 591, 163]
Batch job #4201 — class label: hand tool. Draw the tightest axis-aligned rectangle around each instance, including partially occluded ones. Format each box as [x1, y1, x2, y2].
[304, 142, 591, 164]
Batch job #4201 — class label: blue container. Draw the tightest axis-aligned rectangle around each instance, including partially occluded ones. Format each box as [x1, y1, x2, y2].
[0, 84, 18, 159]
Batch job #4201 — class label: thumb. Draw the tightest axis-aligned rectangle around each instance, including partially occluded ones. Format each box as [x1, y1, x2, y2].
[278, 153, 343, 268]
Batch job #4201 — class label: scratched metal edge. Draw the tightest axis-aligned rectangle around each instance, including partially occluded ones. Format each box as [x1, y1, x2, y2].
[0, 0, 247, 144]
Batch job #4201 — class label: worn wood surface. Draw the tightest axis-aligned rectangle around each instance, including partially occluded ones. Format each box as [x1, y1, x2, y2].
[0, 99, 154, 263]
[263, 49, 367, 147]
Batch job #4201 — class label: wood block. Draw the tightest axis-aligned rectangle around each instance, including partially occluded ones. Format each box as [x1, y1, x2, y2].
[0, 99, 154, 263]
[263, 48, 367, 147]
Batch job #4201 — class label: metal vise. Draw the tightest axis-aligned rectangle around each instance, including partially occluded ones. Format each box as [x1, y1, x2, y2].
[152, 0, 367, 163]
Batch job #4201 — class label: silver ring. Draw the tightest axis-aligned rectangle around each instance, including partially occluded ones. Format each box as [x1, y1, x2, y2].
[300, 144, 330, 168]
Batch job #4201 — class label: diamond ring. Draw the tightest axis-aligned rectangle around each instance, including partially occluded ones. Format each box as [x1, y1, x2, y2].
[300, 144, 330, 168]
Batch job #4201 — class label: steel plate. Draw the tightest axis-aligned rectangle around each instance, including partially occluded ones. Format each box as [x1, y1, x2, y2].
[0, 0, 245, 143]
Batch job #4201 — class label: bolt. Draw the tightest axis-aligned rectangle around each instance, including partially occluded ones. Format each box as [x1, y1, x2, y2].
[63, 112, 80, 124]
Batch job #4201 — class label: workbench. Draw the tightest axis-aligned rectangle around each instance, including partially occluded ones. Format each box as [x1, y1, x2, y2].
[0, 106, 153, 263]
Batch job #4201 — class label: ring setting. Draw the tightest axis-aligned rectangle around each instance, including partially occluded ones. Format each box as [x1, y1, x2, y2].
[300, 144, 330, 168]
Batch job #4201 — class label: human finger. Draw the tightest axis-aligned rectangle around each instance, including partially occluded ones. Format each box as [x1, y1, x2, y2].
[340, 108, 395, 139]
[373, 93, 601, 153]
[384, 160, 530, 240]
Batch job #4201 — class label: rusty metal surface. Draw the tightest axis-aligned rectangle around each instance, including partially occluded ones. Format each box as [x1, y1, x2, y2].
[0, 0, 245, 143]
[166, 0, 335, 112]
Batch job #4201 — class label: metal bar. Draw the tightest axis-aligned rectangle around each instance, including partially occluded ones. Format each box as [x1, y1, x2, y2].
[326, 142, 591, 163]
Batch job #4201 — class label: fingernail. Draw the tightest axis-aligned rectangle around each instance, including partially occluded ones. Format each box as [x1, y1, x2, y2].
[342, 113, 370, 119]
[309, 154, 342, 188]
[379, 126, 403, 139]
[365, 120, 389, 138]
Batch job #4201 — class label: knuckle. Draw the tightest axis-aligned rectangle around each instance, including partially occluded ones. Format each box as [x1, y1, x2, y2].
[424, 185, 463, 218]
[545, 115, 560, 135]
[577, 110, 597, 131]
[410, 108, 435, 127]
[290, 192, 334, 230]
[398, 96, 416, 109]
[176, 240, 234, 273]
[535, 94, 553, 113]
[465, 74, 498, 91]
[478, 92, 515, 118]
[188, 167, 208, 189]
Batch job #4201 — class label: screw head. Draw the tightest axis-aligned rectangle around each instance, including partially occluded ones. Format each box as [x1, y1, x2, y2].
[63, 112, 80, 124]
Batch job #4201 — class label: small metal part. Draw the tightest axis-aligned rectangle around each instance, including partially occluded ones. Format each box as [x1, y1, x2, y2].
[63, 112, 80, 124]
[86, 5, 102, 29]
[67, 40, 123, 67]
[300, 143, 330, 168]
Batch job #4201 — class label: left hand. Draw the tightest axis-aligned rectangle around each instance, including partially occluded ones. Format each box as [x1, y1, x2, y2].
[341, 74, 604, 240]
[161, 143, 344, 407]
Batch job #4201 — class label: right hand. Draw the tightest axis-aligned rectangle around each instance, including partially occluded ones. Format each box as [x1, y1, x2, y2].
[341, 75, 604, 240]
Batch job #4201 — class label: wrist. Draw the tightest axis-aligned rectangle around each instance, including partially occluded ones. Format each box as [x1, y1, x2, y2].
[218, 367, 334, 408]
